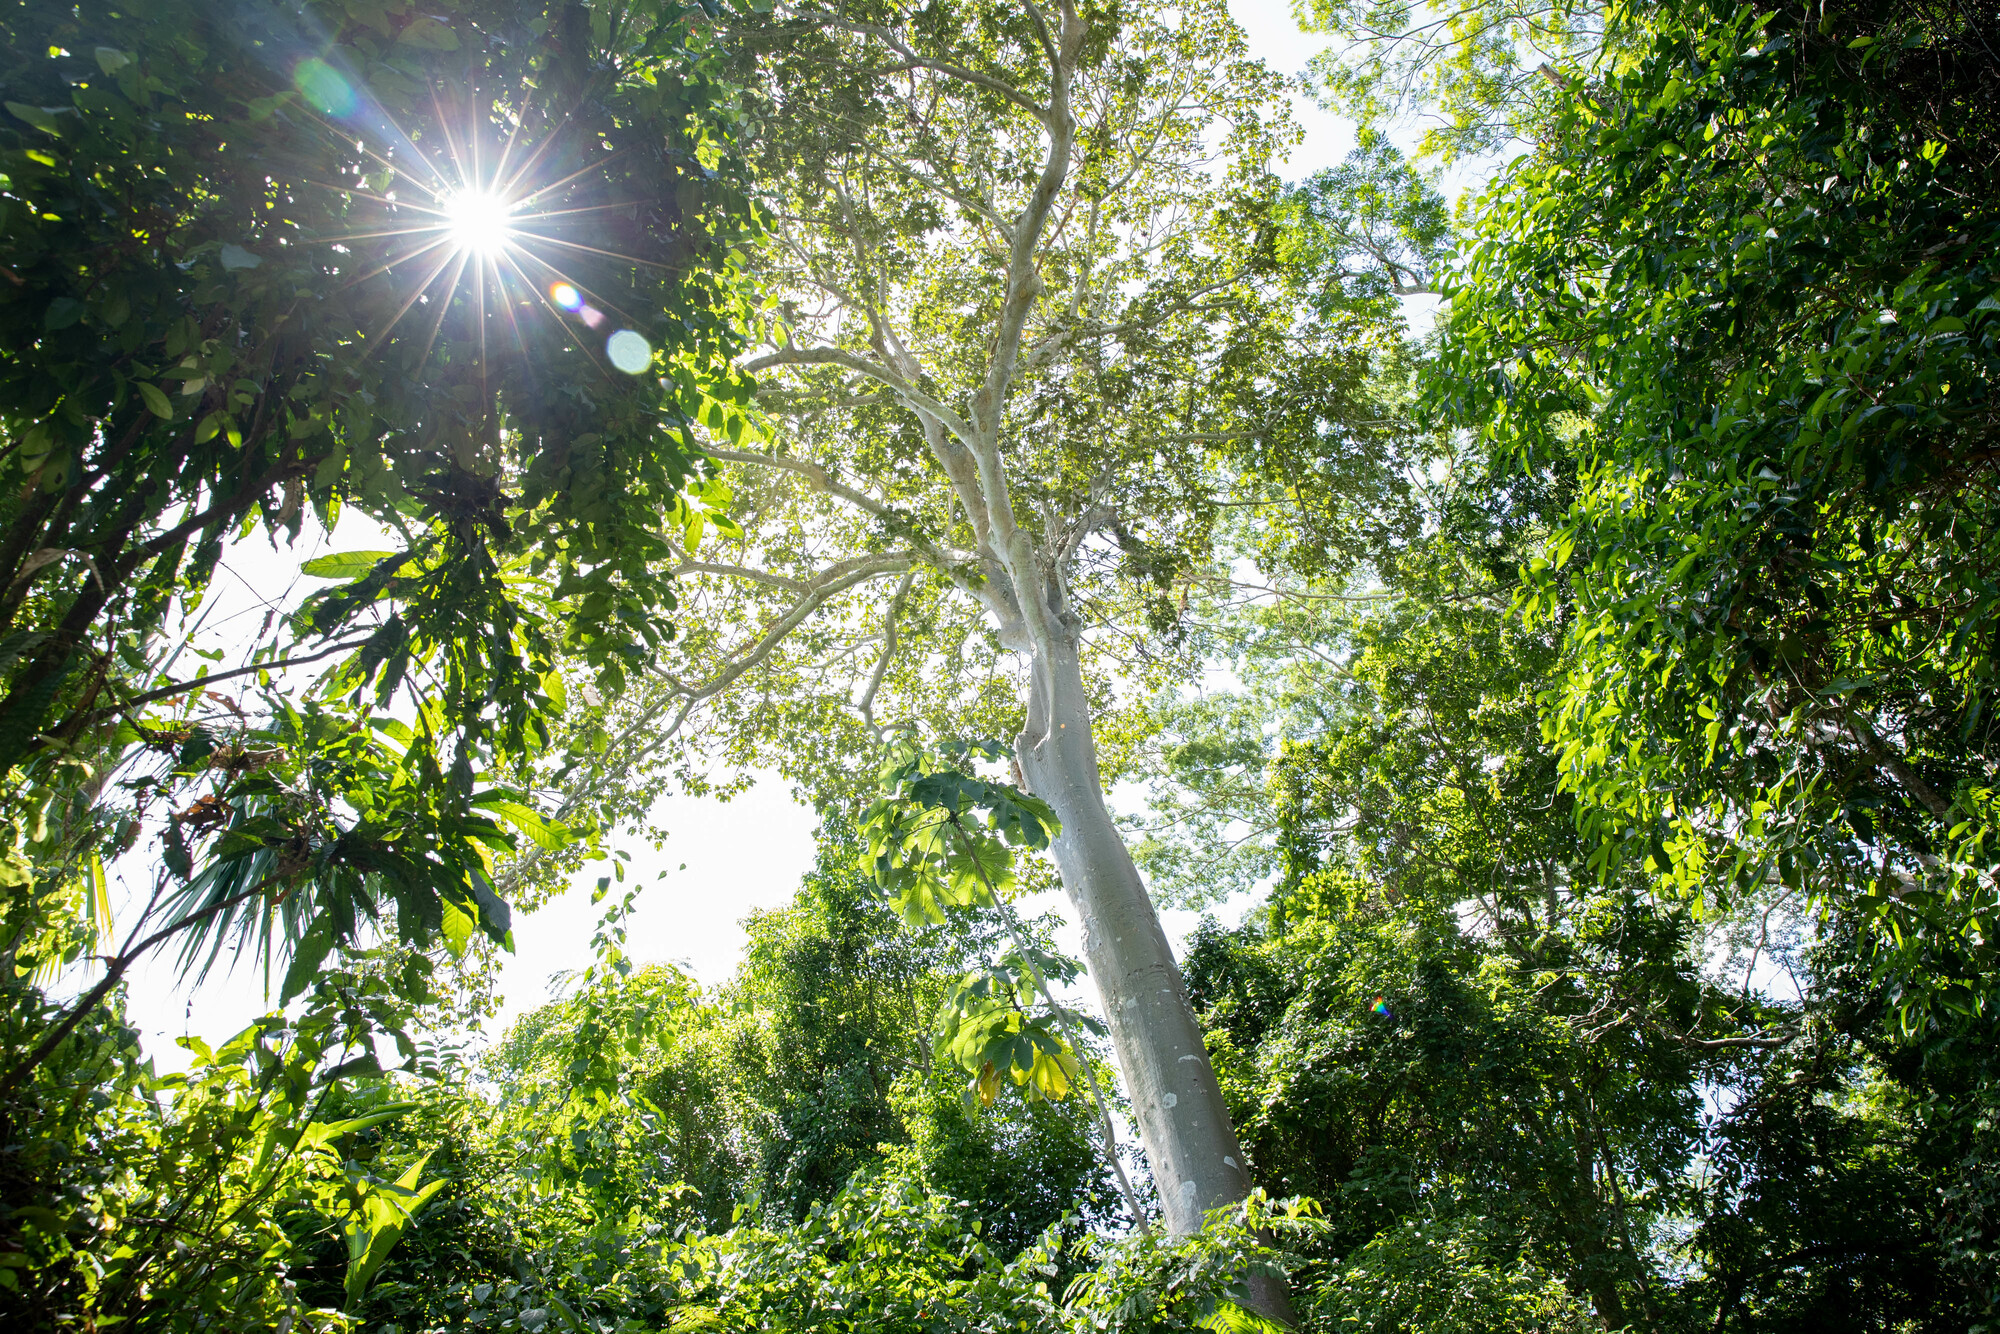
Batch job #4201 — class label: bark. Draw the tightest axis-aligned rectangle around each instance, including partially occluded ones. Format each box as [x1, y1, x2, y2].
[1011, 633, 1248, 1222]
[1013, 627, 1295, 1323]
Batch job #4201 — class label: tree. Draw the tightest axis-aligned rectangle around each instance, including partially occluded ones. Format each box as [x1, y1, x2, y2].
[712, 822, 954, 1217]
[1292, 0, 1612, 162]
[273, 831, 1260, 1334]
[0, 946, 458, 1330]
[531, 0, 1412, 1261]
[699, 821, 1115, 1248]
[1138, 489, 1981, 1327]
[1433, 0, 2000, 1036]
[0, 0, 760, 1088]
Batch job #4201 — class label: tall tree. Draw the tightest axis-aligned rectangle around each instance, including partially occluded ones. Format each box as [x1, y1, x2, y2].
[534, 0, 1407, 1253]
[1434, 0, 2000, 1035]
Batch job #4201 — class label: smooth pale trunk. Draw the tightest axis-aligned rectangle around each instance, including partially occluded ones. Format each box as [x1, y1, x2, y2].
[1013, 633, 1253, 1233]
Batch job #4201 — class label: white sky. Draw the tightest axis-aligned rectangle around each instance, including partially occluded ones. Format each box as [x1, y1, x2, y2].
[108, 0, 1340, 1071]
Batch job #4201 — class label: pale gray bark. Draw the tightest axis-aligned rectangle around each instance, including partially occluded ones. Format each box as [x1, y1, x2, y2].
[1013, 627, 1255, 1233]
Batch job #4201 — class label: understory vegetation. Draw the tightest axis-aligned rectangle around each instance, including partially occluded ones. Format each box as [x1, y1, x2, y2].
[2, 0, 1996, 1329]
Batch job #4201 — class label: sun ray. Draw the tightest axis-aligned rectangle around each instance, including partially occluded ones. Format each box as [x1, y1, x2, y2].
[513, 234, 678, 272]
[342, 130, 459, 214]
[342, 232, 461, 290]
[485, 88, 540, 201]
[410, 248, 473, 370]
[494, 248, 619, 377]
[308, 220, 463, 246]
[357, 242, 467, 356]
[473, 245, 490, 384]
[489, 262, 539, 373]
[500, 247, 651, 330]
[506, 151, 629, 213]
[501, 201, 659, 225]
[493, 98, 592, 201]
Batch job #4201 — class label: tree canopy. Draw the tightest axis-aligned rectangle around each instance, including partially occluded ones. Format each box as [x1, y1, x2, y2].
[4, 0, 1998, 1329]
[0, 0, 760, 1073]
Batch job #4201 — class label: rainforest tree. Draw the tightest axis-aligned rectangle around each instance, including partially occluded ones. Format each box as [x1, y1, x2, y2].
[526, 0, 1417, 1251]
[1434, 0, 2000, 1036]
[0, 0, 763, 1322]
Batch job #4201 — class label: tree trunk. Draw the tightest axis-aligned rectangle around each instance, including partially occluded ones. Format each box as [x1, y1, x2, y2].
[1012, 631, 1254, 1233]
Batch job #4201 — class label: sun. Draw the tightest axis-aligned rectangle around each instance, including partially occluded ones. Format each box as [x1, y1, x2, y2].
[440, 189, 516, 254]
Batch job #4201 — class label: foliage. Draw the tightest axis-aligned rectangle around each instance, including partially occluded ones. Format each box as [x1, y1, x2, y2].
[0, 954, 449, 1330]
[703, 822, 970, 1222]
[1063, 1191, 1323, 1334]
[1434, 0, 2000, 1035]
[1314, 1212, 1595, 1334]
[0, 0, 763, 1094]
[1138, 417, 1981, 1327]
[859, 739, 1151, 1226]
[1273, 141, 1453, 305]
[256, 822, 1128, 1333]
[11, 1, 2000, 1332]
[1293, 0, 1611, 161]
[887, 1069, 1114, 1264]
[0, 0, 763, 1324]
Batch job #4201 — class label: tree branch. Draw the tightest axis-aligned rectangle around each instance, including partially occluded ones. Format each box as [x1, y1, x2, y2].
[741, 345, 982, 449]
[856, 568, 917, 736]
[78, 638, 374, 728]
[704, 446, 974, 582]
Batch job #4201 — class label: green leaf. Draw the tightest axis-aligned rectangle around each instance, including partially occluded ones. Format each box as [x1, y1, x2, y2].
[440, 895, 474, 960]
[396, 16, 460, 48]
[137, 381, 173, 420]
[468, 871, 514, 941]
[469, 796, 565, 850]
[302, 1101, 421, 1151]
[5, 101, 61, 135]
[300, 550, 396, 580]
[281, 916, 336, 1003]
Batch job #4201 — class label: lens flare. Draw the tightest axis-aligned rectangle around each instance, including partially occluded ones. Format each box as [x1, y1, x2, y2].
[606, 330, 652, 374]
[550, 282, 583, 311]
[294, 59, 357, 118]
[441, 190, 515, 254]
[1371, 996, 1393, 1019]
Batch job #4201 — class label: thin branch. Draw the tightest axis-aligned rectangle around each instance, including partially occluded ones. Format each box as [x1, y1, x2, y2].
[857, 569, 917, 736]
[741, 345, 982, 448]
[80, 638, 374, 727]
[673, 561, 809, 594]
[704, 446, 974, 581]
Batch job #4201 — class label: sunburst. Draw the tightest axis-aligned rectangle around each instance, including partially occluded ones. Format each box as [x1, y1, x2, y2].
[439, 188, 517, 256]
[291, 53, 661, 380]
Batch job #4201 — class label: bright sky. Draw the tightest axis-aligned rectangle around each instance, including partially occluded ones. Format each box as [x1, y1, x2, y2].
[109, 0, 1342, 1071]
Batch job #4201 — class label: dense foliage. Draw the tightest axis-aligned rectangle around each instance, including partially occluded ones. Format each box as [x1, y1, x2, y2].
[1436, 0, 2000, 1038]
[0, 0, 764, 1096]
[5, 0, 1998, 1330]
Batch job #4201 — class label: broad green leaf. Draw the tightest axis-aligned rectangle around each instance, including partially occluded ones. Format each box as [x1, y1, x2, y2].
[300, 550, 396, 580]
[470, 796, 565, 851]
